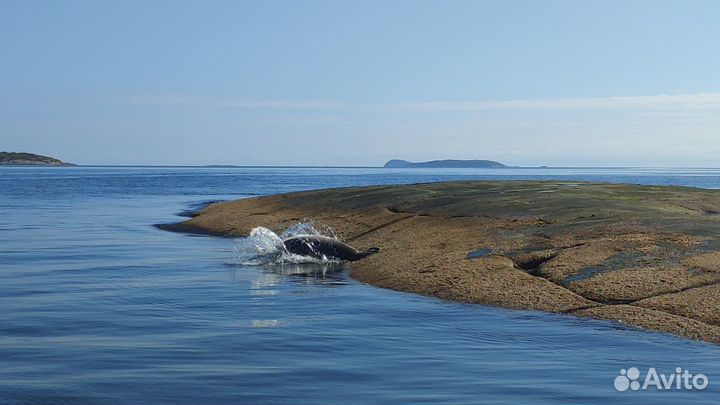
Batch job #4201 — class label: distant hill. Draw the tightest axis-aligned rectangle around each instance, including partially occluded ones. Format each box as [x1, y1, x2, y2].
[0, 152, 75, 166]
[384, 159, 508, 168]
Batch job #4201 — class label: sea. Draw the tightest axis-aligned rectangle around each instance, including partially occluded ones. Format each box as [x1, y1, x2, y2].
[1, 166, 719, 404]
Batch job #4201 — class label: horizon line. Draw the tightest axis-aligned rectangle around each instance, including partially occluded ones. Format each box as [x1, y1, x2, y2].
[9, 164, 720, 170]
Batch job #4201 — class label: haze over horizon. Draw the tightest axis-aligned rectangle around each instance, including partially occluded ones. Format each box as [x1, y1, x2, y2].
[3, 0, 720, 167]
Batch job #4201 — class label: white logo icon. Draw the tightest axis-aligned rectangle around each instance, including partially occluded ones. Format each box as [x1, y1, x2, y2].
[614, 367, 641, 391]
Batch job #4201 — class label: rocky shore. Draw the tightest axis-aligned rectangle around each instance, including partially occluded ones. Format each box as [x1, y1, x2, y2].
[163, 181, 720, 344]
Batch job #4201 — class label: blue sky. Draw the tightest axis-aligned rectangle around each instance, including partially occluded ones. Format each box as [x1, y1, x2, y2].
[2, 0, 720, 166]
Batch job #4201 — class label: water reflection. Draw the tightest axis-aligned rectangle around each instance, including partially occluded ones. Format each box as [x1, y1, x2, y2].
[262, 262, 347, 277]
[228, 261, 349, 288]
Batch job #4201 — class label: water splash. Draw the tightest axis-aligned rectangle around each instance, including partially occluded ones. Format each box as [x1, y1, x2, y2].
[234, 221, 341, 265]
[280, 221, 337, 239]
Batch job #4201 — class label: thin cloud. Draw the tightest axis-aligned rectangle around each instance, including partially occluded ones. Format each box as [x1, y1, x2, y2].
[383, 93, 720, 111]
[128, 95, 345, 109]
[128, 93, 720, 111]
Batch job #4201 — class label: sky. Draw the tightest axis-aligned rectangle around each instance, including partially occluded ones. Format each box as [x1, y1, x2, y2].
[2, 0, 720, 167]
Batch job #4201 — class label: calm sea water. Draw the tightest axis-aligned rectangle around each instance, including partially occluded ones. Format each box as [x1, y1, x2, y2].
[1, 166, 719, 405]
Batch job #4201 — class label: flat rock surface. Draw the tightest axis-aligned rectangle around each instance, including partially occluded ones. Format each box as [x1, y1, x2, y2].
[165, 181, 720, 344]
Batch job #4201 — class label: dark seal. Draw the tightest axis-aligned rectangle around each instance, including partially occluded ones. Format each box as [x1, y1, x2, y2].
[282, 235, 380, 261]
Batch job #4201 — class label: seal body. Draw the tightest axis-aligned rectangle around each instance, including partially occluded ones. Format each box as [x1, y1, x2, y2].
[282, 235, 379, 261]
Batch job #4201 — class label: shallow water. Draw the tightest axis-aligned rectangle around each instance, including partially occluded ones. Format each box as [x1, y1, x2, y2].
[1, 166, 719, 404]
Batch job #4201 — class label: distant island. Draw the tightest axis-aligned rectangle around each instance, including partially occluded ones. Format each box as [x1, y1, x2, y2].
[0, 152, 75, 166]
[384, 159, 508, 168]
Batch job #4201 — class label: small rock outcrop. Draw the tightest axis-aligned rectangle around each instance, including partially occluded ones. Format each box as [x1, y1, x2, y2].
[0, 152, 75, 166]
